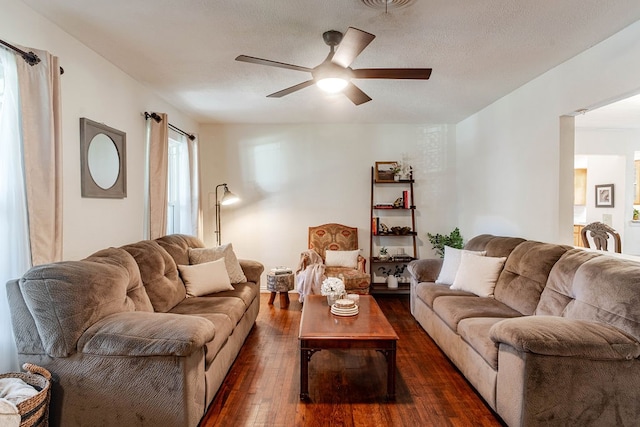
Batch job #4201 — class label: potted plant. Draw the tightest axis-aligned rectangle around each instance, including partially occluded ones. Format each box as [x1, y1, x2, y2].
[634, 209, 639, 220]
[427, 227, 464, 258]
[390, 162, 402, 181]
[378, 265, 407, 289]
[379, 246, 390, 261]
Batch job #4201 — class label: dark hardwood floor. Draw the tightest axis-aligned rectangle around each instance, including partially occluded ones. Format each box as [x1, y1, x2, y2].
[200, 293, 504, 427]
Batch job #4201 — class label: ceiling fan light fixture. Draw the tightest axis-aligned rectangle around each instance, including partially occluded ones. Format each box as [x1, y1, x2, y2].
[316, 77, 349, 93]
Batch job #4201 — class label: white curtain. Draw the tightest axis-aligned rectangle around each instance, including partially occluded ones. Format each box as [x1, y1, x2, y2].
[0, 49, 31, 373]
[17, 47, 63, 265]
[0, 45, 62, 373]
[144, 113, 169, 239]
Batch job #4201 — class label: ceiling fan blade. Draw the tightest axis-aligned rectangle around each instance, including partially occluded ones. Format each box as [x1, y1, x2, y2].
[267, 80, 315, 98]
[343, 83, 372, 106]
[235, 55, 313, 73]
[331, 27, 375, 68]
[352, 68, 432, 79]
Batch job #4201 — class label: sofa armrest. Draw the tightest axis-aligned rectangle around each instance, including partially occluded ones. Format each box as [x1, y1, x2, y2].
[78, 311, 215, 357]
[239, 259, 265, 284]
[490, 316, 640, 360]
[407, 258, 443, 283]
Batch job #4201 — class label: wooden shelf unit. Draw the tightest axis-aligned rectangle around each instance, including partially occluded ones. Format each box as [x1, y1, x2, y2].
[369, 166, 418, 295]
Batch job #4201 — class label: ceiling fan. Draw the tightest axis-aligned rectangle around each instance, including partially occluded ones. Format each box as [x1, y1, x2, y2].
[235, 27, 432, 105]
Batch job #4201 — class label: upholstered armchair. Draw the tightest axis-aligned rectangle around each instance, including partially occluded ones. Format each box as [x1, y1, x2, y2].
[300, 223, 370, 294]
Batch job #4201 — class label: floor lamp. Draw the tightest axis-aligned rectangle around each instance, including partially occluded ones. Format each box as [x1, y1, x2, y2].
[215, 183, 240, 246]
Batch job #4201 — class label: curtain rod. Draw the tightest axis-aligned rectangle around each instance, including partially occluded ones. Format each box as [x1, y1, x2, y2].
[0, 39, 64, 75]
[144, 112, 195, 141]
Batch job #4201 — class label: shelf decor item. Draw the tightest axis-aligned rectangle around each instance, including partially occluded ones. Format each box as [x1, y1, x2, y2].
[374, 161, 398, 182]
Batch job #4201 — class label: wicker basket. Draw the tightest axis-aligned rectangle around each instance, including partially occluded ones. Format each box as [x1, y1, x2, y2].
[0, 363, 51, 427]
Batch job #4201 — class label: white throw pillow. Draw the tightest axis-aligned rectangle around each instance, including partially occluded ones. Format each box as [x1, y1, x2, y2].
[188, 243, 247, 284]
[178, 258, 233, 297]
[451, 251, 506, 297]
[435, 246, 486, 285]
[325, 250, 360, 268]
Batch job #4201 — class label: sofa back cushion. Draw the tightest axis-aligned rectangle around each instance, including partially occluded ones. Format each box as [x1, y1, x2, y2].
[155, 234, 205, 267]
[494, 241, 570, 315]
[465, 235, 526, 258]
[562, 255, 640, 342]
[85, 248, 154, 312]
[19, 248, 141, 357]
[122, 240, 186, 312]
[536, 249, 602, 316]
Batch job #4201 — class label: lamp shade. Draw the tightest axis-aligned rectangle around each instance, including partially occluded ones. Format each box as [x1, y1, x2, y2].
[220, 187, 239, 205]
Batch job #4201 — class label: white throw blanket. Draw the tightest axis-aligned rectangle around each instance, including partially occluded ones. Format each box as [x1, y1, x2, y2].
[296, 250, 326, 303]
[0, 377, 39, 427]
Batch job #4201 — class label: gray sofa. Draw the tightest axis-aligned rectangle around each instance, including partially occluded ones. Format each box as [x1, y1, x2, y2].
[6, 234, 264, 427]
[408, 234, 640, 427]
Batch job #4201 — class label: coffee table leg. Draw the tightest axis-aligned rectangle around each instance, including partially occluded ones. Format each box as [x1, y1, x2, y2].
[300, 345, 309, 400]
[386, 343, 396, 401]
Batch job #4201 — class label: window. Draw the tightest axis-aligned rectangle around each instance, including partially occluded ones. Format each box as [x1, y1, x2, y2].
[166, 130, 198, 235]
[0, 49, 31, 372]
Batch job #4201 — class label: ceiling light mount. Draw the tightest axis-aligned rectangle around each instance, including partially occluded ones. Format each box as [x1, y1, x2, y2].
[360, 0, 415, 11]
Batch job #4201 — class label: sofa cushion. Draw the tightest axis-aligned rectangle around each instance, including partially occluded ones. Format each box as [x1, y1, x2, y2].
[19, 257, 138, 357]
[78, 311, 215, 357]
[213, 282, 259, 307]
[563, 255, 640, 342]
[156, 234, 205, 266]
[458, 317, 507, 369]
[433, 295, 522, 331]
[122, 240, 186, 313]
[414, 282, 476, 308]
[85, 247, 154, 312]
[537, 249, 602, 316]
[175, 312, 234, 367]
[490, 316, 640, 360]
[464, 235, 526, 257]
[451, 253, 506, 297]
[435, 246, 486, 285]
[170, 296, 247, 326]
[189, 243, 247, 284]
[178, 259, 234, 297]
[494, 241, 570, 315]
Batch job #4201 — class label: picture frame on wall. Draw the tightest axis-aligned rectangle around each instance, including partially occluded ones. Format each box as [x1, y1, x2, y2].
[595, 184, 614, 208]
[375, 161, 397, 182]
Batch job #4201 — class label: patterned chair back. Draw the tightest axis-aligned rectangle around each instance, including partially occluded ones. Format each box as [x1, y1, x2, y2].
[308, 223, 359, 260]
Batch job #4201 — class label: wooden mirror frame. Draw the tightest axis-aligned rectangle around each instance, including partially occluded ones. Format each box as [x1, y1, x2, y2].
[80, 118, 127, 198]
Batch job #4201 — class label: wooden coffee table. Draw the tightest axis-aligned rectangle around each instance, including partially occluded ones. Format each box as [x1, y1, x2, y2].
[298, 295, 399, 400]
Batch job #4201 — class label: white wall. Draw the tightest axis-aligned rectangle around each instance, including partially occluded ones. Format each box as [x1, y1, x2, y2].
[456, 20, 640, 244]
[199, 123, 458, 282]
[2, 0, 198, 260]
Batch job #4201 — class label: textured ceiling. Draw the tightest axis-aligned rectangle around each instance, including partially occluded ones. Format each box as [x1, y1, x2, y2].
[20, 0, 640, 124]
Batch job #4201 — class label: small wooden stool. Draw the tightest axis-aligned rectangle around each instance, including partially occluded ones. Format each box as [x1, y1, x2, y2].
[266, 272, 294, 308]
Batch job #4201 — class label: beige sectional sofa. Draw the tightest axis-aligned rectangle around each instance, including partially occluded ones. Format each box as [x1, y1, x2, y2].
[408, 234, 640, 427]
[6, 234, 264, 427]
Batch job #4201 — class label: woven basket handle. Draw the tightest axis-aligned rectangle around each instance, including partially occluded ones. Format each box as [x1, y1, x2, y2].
[22, 363, 52, 381]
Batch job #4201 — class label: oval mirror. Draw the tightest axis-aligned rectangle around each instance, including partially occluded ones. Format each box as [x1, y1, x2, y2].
[88, 133, 120, 189]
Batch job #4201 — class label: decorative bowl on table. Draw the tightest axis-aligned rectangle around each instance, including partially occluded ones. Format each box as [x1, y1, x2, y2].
[331, 298, 359, 316]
